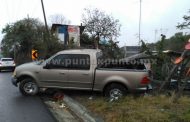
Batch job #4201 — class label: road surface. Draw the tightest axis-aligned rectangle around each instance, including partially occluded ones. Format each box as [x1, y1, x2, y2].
[0, 71, 56, 122]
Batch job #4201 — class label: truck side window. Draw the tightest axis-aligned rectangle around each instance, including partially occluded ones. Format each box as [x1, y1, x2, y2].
[68, 54, 90, 70]
[49, 54, 70, 69]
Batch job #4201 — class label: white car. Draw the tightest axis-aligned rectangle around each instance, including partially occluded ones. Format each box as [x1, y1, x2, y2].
[0, 58, 15, 72]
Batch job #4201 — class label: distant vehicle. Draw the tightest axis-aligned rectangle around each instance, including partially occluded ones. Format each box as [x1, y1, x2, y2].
[0, 58, 16, 72]
[12, 49, 151, 99]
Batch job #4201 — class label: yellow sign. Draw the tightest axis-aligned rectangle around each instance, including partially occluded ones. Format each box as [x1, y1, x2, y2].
[32, 49, 38, 60]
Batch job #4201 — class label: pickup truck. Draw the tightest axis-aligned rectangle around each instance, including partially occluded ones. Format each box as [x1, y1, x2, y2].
[12, 49, 150, 99]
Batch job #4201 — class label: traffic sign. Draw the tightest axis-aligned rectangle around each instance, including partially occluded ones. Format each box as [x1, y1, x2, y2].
[32, 49, 38, 60]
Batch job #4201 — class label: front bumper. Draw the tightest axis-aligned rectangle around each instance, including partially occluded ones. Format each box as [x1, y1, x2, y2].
[11, 76, 18, 87]
[0, 66, 15, 70]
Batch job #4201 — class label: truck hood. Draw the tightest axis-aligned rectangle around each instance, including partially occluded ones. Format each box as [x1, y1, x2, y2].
[15, 62, 41, 73]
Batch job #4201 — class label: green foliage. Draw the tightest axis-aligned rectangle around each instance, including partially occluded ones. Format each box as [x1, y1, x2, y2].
[82, 8, 121, 48]
[100, 40, 122, 59]
[140, 40, 148, 52]
[81, 8, 122, 58]
[0, 53, 2, 58]
[180, 109, 190, 122]
[81, 33, 122, 58]
[1, 18, 44, 63]
[43, 32, 64, 58]
[177, 9, 190, 29]
[77, 95, 190, 122]
[140, 40, 152, 56]
[160, 32, 190, 52]
[151, 9, 190, 79]
[80, 33, 94, 48]
[1, 18, 63, 64]
[149, 33, 190, 80]
[82, 8, 121, 38]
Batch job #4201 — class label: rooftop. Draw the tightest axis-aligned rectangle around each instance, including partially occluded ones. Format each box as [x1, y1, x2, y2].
[57, 49, 101, 54]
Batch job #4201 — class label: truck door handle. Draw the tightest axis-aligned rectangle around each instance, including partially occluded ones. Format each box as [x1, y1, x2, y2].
[82, 73, 89, 75]
[60, 72, 65, 75]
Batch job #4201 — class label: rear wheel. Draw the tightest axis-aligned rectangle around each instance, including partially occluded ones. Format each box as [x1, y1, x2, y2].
[19, 78, 39, 96]
[104, 83, 127, 100]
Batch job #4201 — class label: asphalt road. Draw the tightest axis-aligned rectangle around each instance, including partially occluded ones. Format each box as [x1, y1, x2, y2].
[0, 71, 56, 122]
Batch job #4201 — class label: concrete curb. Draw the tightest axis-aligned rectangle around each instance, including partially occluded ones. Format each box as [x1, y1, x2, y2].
[63, 95, 104, 122]
[44, 101, 79, 122]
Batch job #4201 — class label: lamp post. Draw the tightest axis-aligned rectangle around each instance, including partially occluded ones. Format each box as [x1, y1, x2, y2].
[139, 0, 142, 45]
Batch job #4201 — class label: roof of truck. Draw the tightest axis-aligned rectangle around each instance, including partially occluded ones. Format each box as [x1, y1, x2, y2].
[57, 49, 101, 54]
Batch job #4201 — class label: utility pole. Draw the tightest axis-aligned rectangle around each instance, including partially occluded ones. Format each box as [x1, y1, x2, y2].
[27, 14, 29, 19]
[138, 0, 142, 45]
[154, 29, 158, 42]
[41, 0, 48, 32]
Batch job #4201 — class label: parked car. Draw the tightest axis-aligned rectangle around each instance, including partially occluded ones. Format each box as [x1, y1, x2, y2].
[0, 58, 15, 72]
[12, 49, 151, 99]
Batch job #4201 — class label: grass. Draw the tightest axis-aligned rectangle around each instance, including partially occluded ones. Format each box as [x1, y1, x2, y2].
[75, 95, 190, 122]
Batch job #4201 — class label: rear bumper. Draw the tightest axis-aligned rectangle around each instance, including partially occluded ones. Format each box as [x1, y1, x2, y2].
[135, 84, 153, 91]
[11, 76, 18, 87]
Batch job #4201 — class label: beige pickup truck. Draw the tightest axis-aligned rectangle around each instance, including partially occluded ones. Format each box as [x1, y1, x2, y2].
[12, 49, 150, 99]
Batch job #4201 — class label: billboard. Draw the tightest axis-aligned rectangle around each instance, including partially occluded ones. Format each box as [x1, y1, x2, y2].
[68, 25, 80, 47]
[52, 24, 82, 47]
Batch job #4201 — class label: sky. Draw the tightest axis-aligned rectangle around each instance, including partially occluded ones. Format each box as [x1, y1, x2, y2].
[0, 0, 190, 47]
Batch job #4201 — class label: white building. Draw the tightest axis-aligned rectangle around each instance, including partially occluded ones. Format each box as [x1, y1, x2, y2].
[121, 46, 141, 57]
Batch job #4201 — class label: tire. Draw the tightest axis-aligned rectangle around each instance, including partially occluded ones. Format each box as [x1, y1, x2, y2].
[19, 78, 39, 96]
[104, 83, 127, 100]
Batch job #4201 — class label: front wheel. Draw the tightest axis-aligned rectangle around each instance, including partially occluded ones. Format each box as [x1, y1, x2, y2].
[104, 83, 127, 100]
[19, 78, 39, 96]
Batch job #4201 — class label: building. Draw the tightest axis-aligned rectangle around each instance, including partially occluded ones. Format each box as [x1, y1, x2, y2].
[121, 46, 141, 57]
[51, 24, 85, 48]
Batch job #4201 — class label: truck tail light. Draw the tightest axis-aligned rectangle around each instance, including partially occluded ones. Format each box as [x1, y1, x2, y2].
[140, 76, 150, 85]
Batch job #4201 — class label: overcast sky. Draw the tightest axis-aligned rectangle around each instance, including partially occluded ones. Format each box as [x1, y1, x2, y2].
[0, 0, 189, 46]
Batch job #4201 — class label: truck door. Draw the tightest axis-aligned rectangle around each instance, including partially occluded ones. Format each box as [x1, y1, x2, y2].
[67, 54, 93, 89]
[39, 54, 69, 87]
